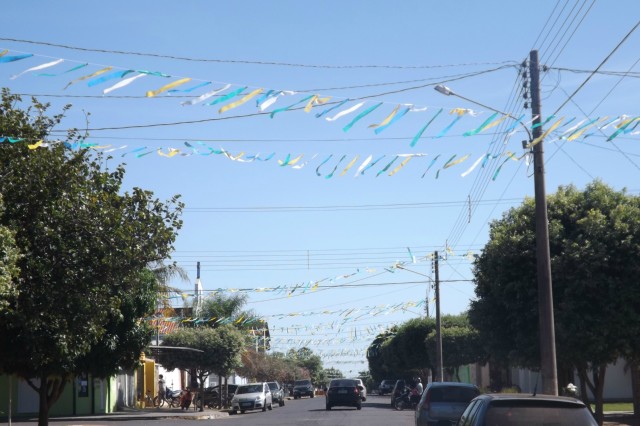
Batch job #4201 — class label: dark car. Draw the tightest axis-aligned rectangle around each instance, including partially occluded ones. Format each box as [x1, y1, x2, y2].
[325, 378, 363, 410]
[457, 393, 597, 425]
[293, 379, 314, 399]
[196, 384, 238, 409]
[378, 379, 396, 395]
[267, 381, 286, 406]
[390, 379, 406, 408]
[415, 382, 480, 426]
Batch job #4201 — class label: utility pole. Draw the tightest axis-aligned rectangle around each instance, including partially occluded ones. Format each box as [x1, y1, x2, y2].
[530, 49, 558, 395]
[434, 251, 443, 382]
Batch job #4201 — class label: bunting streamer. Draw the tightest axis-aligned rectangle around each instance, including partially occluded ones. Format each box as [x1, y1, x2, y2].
[146, 77, 192, 97]
[64, 66, 113, 90]
[10, 58, 64, 80]
[326, 102, 364, 122]
[354, 155, 373, 177]
[219, 88, 263, 114]
[340, 155, 360, 176]
[316, 98, 350, 118]
[181, 83, 231, 106]
[526, 117, 565, 148]
[36, 62, 88, 77]
[375, 106, 410, 134]
[411, 108, 443, 147]
[0, 53, 33, 63]
[343, 102, 383, 132]
[104, 73, 147, 94]
[463, 112, 499, 136]
[270, 95, 314, 118]
[87, 70, 133, 87]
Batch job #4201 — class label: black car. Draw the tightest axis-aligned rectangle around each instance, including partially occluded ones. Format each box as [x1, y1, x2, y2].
[457, 393, 597, 425]
[390, 379, 406, 408]
[325, 378, 363, 410]
[196, 384, 238, 409]
[378, 379, 396, 395]
[293, 379, 315, 399]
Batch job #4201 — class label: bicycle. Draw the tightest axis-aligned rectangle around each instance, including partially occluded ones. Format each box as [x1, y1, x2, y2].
[154, 389, 181, 408]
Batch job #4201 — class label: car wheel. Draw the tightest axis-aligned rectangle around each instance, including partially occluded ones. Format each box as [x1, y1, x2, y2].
[230, 410, 237, 415]
[326, 403, 331, 410]
[240, 410, 245, 414]
[356, 404, 362, 410]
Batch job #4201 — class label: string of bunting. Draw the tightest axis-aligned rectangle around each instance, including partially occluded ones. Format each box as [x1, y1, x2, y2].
[2, 50, 638, 146]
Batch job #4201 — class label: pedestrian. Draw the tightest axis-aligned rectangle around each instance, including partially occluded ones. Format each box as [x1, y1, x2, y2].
[181, 388, 193, 410]
[415, 377, 423, 394]
[158, 374, 166, 400]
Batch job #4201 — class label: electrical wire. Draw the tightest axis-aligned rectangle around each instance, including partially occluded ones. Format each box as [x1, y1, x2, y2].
[0, 37, 517, 70]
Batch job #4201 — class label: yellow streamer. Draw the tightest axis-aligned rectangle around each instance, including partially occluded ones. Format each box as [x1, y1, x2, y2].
[28, 140, 43, 149]
[146, 78, 192, 97]
[227, 151, 245, 161]
[64, 66, 113, 90]
[157, 148, 180, 158]
[450, 108, 471, 116]
[219, 88, 263, 114]
[340, 155, 360, 176]
[443, 154, 471, 169]
[304, 95, 331, 112]
[388, 156, 412, 176]
[0, 50, 8, 57]
[481, 115, 508, 132]
[526, 117, 564, 148]
[278, 154, 303, 165]
[567, 117, 608, 141]
[369, 105, 399, 128]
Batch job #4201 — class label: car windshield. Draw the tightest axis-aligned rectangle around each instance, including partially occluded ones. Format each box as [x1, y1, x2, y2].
[485, 403, 596, 425]
[268, 383, 278, 390]
[294, 380, 311, 386]
[236, 384, 263, 394]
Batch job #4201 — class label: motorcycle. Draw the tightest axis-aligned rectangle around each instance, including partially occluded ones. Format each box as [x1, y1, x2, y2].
[165, 388, 182, 407]
[394, 387, 418, 411]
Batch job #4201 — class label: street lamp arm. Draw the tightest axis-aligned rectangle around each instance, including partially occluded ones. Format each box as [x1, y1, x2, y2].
[434, 84, 532, 142]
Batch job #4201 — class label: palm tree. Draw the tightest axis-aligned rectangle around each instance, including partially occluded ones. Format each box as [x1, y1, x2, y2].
[149, 261, 190, 311]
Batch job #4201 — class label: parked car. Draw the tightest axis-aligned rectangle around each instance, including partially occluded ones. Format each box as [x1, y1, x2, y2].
[293, 378, 315, 399]
[267, 381, 286, 406]
[351, 378, 367, 401]
[457, 393, 598, 425]
[196, 384, 238, 409]
[325, 378, 363, 410]
[230, 382, 273, 414]
[415, 382, 480, 426]
[390, 379, 406, 408]
[378, 379, 395, 395]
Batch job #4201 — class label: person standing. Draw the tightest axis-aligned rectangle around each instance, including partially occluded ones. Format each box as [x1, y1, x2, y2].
[158, 374, 166, 400]
[415, 377, 423, 394]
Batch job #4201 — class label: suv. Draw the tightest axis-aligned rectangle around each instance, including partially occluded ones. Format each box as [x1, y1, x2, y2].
[457, 393, 597, 425]
[293, 379, 315, 399]
[415, 382, 480, 425]
[267, 381, 286, 406]
[379, 379, 395, 395]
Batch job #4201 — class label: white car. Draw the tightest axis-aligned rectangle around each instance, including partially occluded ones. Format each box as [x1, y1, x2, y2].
[230, 382, 273, 414]
[352, 378, 367, 401]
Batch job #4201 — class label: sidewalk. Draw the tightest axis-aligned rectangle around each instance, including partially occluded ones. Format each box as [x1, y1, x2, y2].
[4, 406, 230, 423]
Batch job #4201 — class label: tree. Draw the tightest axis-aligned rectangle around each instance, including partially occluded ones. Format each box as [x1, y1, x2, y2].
[366, 327, 397, 384]
[160, 326, 245, 410]
[0, 196, 19, 316]
[286, 347, 324, 385]
[469, 181, 640, 424]
[0, 90, 183, 426]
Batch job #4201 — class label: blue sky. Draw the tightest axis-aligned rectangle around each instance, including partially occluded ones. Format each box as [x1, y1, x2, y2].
[2, 1, 640, 375]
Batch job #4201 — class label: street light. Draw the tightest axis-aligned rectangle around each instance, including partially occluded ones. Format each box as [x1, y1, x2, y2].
[396, 263, 443, 382]
[434, 68, 558, 395]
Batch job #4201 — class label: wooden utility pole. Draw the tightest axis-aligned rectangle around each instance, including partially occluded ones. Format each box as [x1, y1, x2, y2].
[434, 251, 443, 382]
[530, 49, 558, 395]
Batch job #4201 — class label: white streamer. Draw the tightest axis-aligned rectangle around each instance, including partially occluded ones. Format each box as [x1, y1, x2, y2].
[326, 102, 364, 122]
[103, 73, 147, 95]
[181, 84, 231, 106]
[11, 59, 64, 80]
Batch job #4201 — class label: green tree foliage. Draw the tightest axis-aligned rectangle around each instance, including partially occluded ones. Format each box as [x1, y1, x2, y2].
[160, 326, 244, 409]
[236, 349, 307, 383]
[425, 314, 487, 381]
[286, 347, 324, 384]
[0, 196, 19, 315]
[469, 181, 640, 424]
[366, 328, 398, 383]
[0, 90, 183, 425]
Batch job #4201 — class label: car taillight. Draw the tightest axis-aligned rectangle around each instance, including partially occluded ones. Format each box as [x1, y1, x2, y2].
[422, 391, 431, 411]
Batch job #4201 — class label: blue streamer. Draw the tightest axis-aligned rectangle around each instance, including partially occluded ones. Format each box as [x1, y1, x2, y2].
[0, 54, 33, 63]
[168, 81, 211, 93]
[255, 89, 275, 107]
[315, 154, 334, 176]
[343, 103, 383, 132]
[87, 70, 133, 87]
[206, 87, 247, 106]
[360, 155, 385, 175]
[374, 107, 411, 134]
[376, 156, 398, 177]
[270, 95, 314, 118]
[410, 108, 443, 147]
[421, 154, 441, 178]
[325, 155, 347, 179]
[316, 99, 350, 118]
[435, 116, 462, 138]
[36, 63, 88, 77]
[531, 115, 555, 129]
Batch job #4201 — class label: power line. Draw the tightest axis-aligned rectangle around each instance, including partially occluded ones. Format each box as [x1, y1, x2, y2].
[0, 37, 517, 70]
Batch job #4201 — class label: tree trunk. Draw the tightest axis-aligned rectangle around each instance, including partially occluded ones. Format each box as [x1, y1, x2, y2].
[631, 360, 640, 417]
[198, 375, 205, 412]
[592, 365, 606, 426]
[38, 376, 50, 426]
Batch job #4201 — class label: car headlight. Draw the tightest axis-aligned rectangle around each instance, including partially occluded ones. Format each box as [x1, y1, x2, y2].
[255, 395, 264, 401]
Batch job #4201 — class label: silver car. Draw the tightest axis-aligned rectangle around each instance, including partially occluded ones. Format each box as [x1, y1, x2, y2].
[230, 382, 273, 414]
[415, 382, 480, 426]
